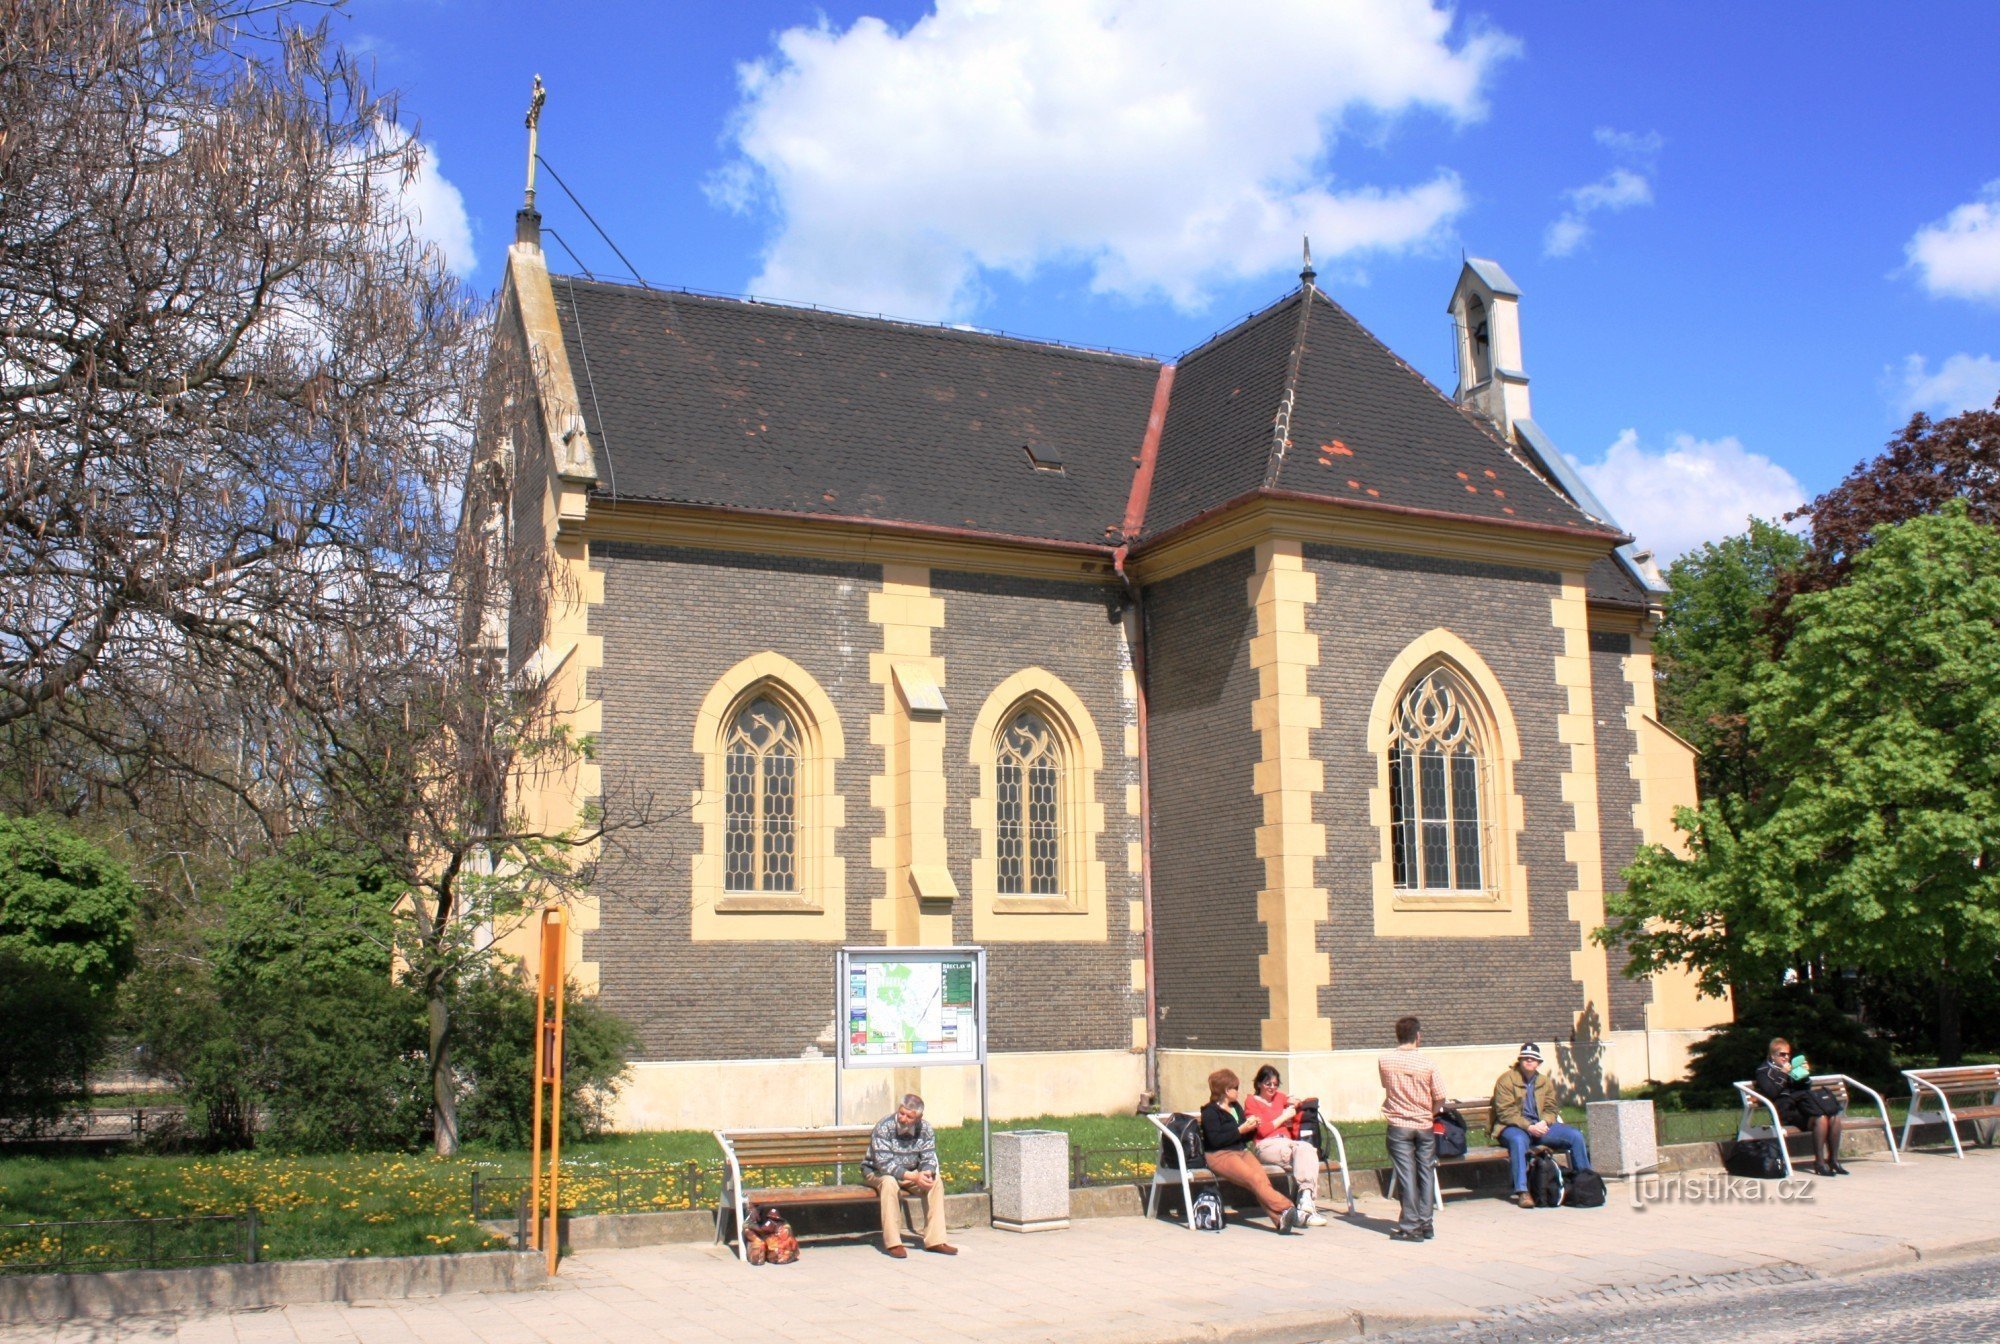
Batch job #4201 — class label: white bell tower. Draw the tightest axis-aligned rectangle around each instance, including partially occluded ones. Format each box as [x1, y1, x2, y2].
[1449, 258, 1531, 441]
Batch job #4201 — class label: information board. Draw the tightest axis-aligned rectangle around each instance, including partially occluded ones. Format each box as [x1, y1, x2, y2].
[837, 947, 984, 1068]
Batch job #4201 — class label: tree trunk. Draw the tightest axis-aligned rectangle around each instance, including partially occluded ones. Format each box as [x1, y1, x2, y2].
[1938, 972, 1963, 1067]
[430, 991, 459, 1156]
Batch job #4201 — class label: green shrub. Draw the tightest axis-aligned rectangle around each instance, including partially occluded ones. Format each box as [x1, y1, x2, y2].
[1678, 986, 1896, 1106]
[0, 818, 139, 1133]
[452, 970, 634, 1148]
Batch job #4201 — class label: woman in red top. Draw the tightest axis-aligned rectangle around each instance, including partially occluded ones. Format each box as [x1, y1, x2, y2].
[1245, 1065, 1326, 1225]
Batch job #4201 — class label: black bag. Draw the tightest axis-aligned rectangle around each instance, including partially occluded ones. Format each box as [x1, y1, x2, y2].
[1726, 1137, 1787, 1180]
[1433, 1107, 1470, 1160]
[1527, 1148, 1565, 1207]
[1296, 1102, 1331, 1161]
[1563, 1169, 1606, 1208]
[1160, 1112, 1205, 1170]
[1807, 1086, 1843, 1118]
[1191, 1188, 1226, 1232]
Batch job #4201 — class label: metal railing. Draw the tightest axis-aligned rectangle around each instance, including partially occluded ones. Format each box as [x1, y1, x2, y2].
[0, 1210, 256, 1275]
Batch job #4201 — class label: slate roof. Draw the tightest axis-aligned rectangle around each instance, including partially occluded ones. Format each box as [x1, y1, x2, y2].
[551, 277, 1162, 547]
[545, 274, 1627, 566]
[1586, 554, 1650, 610]
[1142, 286, 1618, 541]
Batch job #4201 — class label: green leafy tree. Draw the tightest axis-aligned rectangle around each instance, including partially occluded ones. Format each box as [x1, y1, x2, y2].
[1607, 505, 2000, 1062]
[0, 817, 139, 1131]
[1654, 519, 1808, 807]
[452, 970, 635, 1148]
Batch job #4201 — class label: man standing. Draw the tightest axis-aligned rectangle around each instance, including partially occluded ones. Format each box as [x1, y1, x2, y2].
[1491, 1043, 1592, 1207]
[1379, 1015, 1446, 1241]
[863, 1093, 958, 1258]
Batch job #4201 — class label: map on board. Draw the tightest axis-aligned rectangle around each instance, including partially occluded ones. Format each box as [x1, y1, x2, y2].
[844, 954, 980, 1065]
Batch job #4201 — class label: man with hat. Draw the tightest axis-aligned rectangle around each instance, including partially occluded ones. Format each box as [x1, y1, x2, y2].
[1490, 1043, 1592, 1207]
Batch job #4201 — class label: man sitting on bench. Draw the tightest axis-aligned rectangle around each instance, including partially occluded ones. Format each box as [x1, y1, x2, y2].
[863, 1094, 959, 1258]
[1491, 1043, 1592, 1208]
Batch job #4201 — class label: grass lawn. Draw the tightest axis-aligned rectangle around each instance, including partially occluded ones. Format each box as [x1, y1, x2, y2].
[1, 1095, 1937, 1272]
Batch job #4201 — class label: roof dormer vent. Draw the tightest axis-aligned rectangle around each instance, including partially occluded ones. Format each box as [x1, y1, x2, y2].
[1448, 257, 1531, 440]
[1023, 443, 1066, 475]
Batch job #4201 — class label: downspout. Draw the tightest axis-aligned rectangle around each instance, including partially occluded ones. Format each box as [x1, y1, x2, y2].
[1116, 363, 1175, 1112]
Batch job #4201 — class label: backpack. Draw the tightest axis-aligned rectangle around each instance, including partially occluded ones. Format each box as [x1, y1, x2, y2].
[1526, 1149, 1565, 1207]
[1563, 1169, 1607, 1208]
[1296, 1102, 1330, 1161]
[744, 1205, 799, 1264]
[1191, 1188, 1227, 1232]
[1159, 1112, 1205, 1170]
[1726, 1137, 1787, 1180]
[1433, 1107, 1470, 1160]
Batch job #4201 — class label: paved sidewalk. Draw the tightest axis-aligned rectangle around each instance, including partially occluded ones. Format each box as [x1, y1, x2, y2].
[17, 1146, 2000, 1344]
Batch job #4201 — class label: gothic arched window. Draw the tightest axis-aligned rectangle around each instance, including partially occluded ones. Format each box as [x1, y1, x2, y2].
[723, 696, 798, 893]
[1387, 668, 1488, 893]
[996, 710, 1062, 896]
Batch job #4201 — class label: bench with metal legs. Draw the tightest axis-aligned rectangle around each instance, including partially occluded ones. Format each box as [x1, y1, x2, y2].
[1732, 1073, 1899, 1179]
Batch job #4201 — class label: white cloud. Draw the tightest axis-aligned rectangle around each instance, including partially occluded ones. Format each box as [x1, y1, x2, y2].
[710, 0, 1518, 320]
[1578, 429, 1807, 561]
[1896, 353, 2000, 417]
[376, 124, 477, 278]
[1543, 128, 1659, 259]
[1906, 182, 2000, 303]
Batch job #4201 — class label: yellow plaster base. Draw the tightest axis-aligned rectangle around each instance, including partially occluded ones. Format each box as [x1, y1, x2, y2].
[1158, 1028, 1716, 1123]
[606, 1049, 1146, 1133]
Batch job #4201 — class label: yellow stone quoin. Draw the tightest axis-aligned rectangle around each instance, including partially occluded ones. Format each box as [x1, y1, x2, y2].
[1247, 540, 1332, 1053]
[868, 564, 955, 946]
[1552, 576, 1612, 1036]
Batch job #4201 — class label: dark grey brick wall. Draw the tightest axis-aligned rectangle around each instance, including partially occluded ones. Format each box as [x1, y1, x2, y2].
[933, 571, 1145, 1054]
[589, 544, 882, 1061]
[1307, 546, 1585, 1052]
[1143, 553, 1267, 1052]
[1591, 632, 1654, 1034]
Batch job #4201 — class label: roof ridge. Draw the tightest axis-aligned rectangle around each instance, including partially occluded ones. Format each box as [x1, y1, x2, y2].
[1301, 289, 1596, 525]
[1261, 286, 1315, 491]
[553, 274, 1164, 369]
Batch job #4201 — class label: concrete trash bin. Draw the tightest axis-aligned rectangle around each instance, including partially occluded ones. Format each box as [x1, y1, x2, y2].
[1586, 1099, 1658, 1177]
[991, 1129, 1070, 1232]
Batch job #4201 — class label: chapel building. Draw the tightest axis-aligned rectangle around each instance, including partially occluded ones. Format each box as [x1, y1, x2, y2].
[482, 220, 1729, 1130]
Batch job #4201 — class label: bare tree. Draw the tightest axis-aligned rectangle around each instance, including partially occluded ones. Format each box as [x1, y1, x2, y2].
[2, 1, 656, 1154]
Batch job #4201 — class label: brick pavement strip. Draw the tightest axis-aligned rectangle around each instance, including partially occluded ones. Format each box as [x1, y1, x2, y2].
[10, 1148, 2000, 1344]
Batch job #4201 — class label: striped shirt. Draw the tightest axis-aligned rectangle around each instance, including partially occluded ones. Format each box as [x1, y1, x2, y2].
[1379, 1045, 1446, 1130]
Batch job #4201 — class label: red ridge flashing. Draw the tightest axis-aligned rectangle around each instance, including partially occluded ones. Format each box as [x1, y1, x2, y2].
[1121, 364, 1176, 541]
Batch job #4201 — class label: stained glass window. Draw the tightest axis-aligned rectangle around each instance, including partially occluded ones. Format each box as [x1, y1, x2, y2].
[997, 711, 1062, 896]
[1387, 670, 1486, 892]
[723, 697, 799, 892]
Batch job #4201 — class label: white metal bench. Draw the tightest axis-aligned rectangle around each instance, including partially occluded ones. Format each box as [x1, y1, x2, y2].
[1901, 1065, 2000, 1159]
[712, 1125, 879, 1263]
[1145, 1111, 1352, 1229]
[1731, 1073, 1899, 1179]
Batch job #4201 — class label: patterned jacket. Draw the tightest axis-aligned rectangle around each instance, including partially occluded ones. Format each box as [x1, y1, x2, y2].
[863, 1114, 939, 1179]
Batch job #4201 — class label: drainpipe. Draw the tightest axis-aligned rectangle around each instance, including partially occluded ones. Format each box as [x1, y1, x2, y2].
[1112, 543, 1160, 1111]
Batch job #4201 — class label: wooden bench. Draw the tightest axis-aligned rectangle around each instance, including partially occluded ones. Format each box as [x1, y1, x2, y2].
[1384, 1099, 1574, 1217]
[1732, 1073, 1899, 1179]
[713, 1126, 880, 1263]
[1902, 1065, 2000, 1159]
[1145, 1112, 1353, 1229]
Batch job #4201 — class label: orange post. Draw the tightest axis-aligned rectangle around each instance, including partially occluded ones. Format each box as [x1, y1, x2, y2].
[529, 909, 566, 1274]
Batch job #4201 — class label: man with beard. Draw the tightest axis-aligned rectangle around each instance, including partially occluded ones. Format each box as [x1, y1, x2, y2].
[863, 1094, 959, 1258]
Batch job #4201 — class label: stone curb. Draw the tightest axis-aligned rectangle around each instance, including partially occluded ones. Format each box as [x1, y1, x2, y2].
[0, 1249, 548, 1325]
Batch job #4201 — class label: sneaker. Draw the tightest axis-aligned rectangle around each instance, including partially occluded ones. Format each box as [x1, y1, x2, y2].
[1304, 1209, 1329, 1227]
[1388, 1227, 1422, 1241]
[1418, 1223, 1435, 1240]
[1514, 1191, 1536, 1209]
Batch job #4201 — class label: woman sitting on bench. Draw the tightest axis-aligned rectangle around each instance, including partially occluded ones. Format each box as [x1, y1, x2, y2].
[1200, 1069, 1305, 1234]
[1755, 1038, 1847, 1176]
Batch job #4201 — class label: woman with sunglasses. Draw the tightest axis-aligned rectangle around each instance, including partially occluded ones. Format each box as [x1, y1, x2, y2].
[1754, 1037, 1848, 1176]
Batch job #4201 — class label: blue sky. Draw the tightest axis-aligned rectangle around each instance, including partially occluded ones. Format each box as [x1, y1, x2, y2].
[347, 1, 2000, 559]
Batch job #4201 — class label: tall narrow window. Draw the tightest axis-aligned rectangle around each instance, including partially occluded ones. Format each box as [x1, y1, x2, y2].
[1388, 669, 1486, 892]
[996, 711, 1062, 896]
[724, 697, 798, 892]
